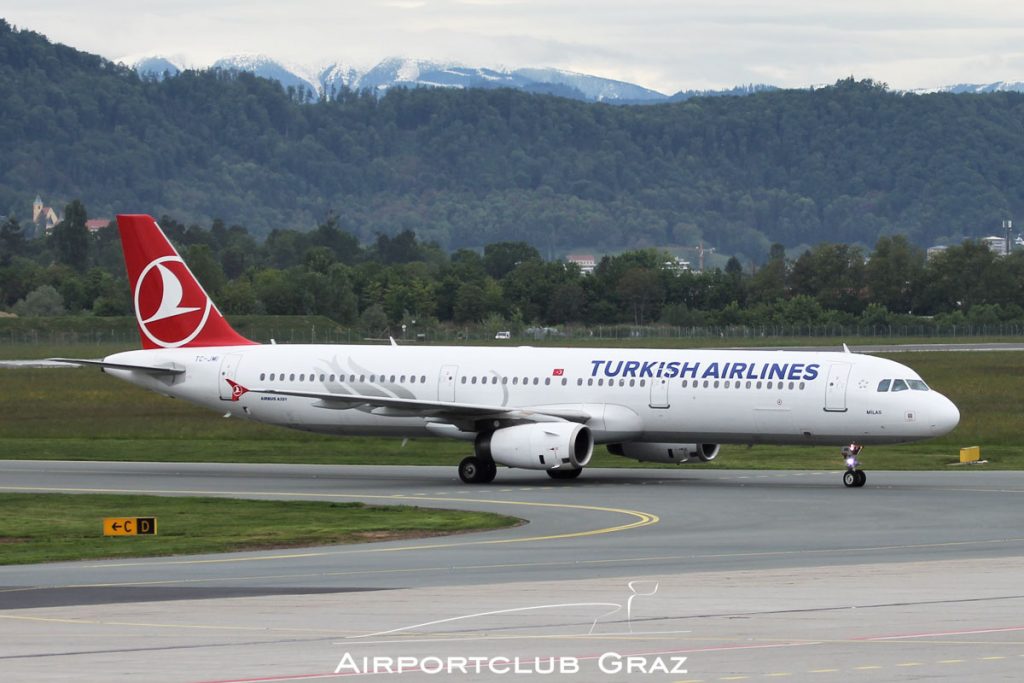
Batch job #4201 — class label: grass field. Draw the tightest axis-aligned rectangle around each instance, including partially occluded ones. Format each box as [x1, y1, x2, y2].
[0, 493, 519, 565]
[1, 342, 1021, 470]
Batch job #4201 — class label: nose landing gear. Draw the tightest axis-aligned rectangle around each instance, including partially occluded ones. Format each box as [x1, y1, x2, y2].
[841, 443, 866, 488]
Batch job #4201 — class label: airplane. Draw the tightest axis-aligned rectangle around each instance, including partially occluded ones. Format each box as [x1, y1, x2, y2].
[55, 215, 961, 488]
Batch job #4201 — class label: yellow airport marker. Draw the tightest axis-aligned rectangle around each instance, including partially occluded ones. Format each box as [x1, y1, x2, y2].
[103, 517, 157, 536]
[960, 446, 981, 463]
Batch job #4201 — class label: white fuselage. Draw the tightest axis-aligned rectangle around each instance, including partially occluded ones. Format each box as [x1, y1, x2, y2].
[103, 344, 960, 447]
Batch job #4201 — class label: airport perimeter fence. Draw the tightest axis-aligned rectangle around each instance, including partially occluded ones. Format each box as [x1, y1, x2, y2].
[5, 321, 1024, 348]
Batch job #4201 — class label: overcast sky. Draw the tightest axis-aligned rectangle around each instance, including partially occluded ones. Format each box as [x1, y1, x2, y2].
[6, 1, 1024, 94]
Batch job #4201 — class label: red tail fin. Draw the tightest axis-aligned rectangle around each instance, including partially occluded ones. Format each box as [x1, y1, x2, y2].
[117, 214, 256, 349]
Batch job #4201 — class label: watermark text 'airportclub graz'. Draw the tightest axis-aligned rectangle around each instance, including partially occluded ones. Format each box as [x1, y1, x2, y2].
[334, 652, 688, 676]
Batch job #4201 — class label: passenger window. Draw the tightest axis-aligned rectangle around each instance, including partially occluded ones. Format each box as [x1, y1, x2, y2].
[289, 373, 295, 381]
[630, 379, 636, 387]
[513, 377, 519, 385]
[268, 373, 274, 381]
[877, 379, 891, 392]
[639, 380, 646, 387]
[461, 377, 467, 384]
[598, 379, 604, 386]
[545, 378, 551, 385]
[891, 379, 909, 392]
[260, 373, 266, 381]
[561, 378, 567, 386]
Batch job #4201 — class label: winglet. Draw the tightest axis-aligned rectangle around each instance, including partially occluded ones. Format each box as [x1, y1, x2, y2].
[843, 343, 851, 354]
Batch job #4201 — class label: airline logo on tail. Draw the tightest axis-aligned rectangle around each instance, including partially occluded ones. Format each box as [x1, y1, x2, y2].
[135, 256, 212, 348]
[118, 214, 256, 350]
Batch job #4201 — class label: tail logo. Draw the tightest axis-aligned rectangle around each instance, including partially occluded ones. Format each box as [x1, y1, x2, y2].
[134, 256, 212, 348]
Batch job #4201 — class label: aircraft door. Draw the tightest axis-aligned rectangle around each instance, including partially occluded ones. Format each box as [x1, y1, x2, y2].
[439, 365, 458, 402]
[218, 353, 243, 400]
[824, 363, 851, 412]
[649, 376, 670, 409]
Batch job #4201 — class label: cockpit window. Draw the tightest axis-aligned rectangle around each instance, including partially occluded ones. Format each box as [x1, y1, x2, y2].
[891, 379, 909, 392]
[907, 379, 929, 391]
[877, 379, 891, 392]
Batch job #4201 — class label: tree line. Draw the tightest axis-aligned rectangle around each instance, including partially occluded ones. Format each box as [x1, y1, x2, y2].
[4, 204, 1024, 335]
[1, 19, 1023, 264]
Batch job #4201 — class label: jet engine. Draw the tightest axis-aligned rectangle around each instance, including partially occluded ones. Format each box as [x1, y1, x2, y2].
[607, 442, 719, 464]
[477, 423, 593, 470]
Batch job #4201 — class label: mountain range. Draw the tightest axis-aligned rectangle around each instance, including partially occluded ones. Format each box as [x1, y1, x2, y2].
[132, 54, 775, 104]
[133, 54, 1024, 104]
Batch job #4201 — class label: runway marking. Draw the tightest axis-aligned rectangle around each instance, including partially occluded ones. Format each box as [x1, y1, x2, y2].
[0, 484, 658, 568]
[865, 624, 1024, 640]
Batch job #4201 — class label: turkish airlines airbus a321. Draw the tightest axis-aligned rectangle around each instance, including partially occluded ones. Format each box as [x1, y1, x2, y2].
[56, 215, 960, 488]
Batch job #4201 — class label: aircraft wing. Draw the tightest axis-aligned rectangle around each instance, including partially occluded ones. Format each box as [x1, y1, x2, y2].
[48, 358, 186, 375]
[249, 387, 592, 425]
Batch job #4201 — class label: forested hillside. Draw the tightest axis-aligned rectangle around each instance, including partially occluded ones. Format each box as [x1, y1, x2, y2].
[2, 19, 1023, 260]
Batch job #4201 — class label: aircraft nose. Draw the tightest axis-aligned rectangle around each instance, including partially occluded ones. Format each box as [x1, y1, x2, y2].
[931, 394, 960, 435]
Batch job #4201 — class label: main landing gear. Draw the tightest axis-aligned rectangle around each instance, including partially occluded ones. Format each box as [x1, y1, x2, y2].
[842, 443, 866, 488]
[458, 456, 497, 484]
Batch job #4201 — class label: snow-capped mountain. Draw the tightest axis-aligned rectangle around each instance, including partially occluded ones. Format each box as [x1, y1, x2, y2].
[318, 60, 361, 98]
[915, 81, 1024, 94]
[134, 56, 180, 80]
[212, 54, 320, 99]
[132, 54, 674, 103]
[512, 67, 665, 102]
[131, 54, 1024, 105]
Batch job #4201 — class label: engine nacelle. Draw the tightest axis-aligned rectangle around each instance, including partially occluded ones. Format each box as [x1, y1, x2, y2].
[607, 442, 719, 464]
[478, 423, 593, 470]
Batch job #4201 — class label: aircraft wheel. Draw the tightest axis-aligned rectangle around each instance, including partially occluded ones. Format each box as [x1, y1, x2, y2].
[459, 456, 483, 483]
[843, 470, 858, 488]
[855, 470, 867, 487]
[547, 468, 583, 480]
[459, 456, 495, 484]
